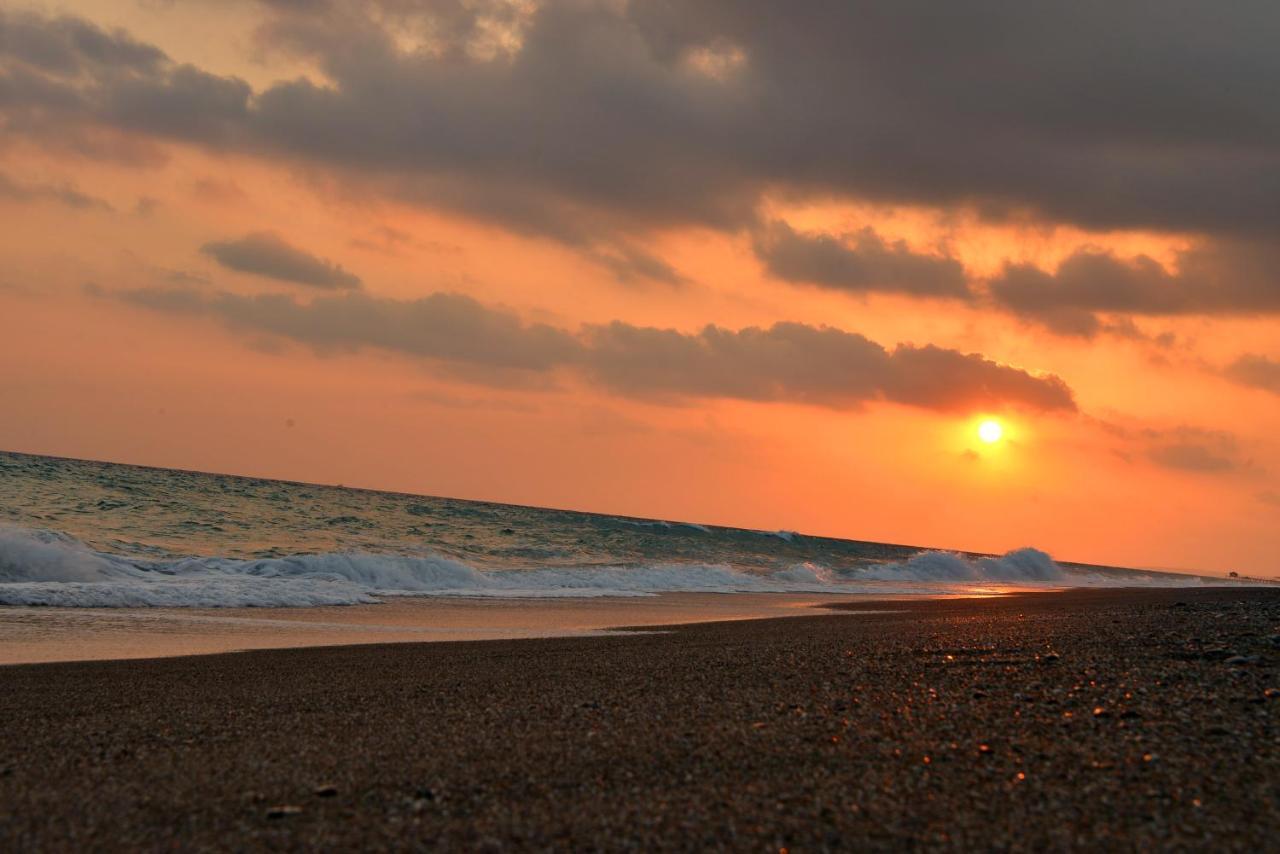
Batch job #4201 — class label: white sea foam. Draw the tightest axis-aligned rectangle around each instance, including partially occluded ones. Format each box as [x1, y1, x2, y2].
[611, 518, 711, 533]
[859, 548, 1066, 583]
[0, 526, 1228, 608]
[755, 529, 800, 542]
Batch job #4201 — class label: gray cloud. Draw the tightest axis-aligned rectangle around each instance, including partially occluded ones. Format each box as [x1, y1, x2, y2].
[1142, 427, 1249, 475]
[9, 3, 1280, 271]
[586, 322, 1074, 411]
[1098, 419, 1255, 476]
[0, 171, 112, 210]
[16, 4, 1280, 324]
[1149, 443, 1239, 474]
[586, 244, 688, 288]
[752, 221, 968, 298]
[201, 232, 361, 289]
[1223, 354, 1280, 396]
[109, 285, 1075, 414]
[117, 288, 578, 371]
[0, 10, 165, 76]
[988, 242, 1280, 335]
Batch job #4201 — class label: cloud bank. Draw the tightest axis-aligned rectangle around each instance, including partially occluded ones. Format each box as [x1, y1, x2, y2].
[111, 286, 1075, 414]
[8, 3, 1280, 287]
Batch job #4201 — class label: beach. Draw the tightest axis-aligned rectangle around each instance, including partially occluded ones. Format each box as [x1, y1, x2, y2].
[0, 594, 878, 665]
[2, 587, 1277, 850]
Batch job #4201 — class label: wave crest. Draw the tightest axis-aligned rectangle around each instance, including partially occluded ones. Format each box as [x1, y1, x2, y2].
[0, 526, 1215, 608]
[859, 547, 1065, 583]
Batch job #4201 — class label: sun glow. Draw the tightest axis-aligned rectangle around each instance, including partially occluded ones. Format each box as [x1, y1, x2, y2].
[978, 419, 1003, 444]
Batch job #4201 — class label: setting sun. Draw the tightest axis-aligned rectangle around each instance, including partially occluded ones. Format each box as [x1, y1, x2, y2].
[978, 420, 1004, 444]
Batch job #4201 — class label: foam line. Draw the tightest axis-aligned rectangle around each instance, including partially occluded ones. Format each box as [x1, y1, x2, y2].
[0, 526, 1214, 608]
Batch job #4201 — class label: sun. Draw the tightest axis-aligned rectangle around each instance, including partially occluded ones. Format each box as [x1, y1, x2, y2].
[978, 419, 1003, 444]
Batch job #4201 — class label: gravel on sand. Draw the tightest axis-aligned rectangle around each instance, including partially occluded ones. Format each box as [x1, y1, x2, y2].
[1, 587, 1278, 850]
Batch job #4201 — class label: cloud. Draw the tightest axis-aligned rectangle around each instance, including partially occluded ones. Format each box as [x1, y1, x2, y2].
[116, 288, 578, 371]
[0, 10, 165, 76]
[1143, 427, 1248, 475]
[1223, 354, 1280, 395]
[16, 5, 1280, 326]
[752, 221, 968, 298]
[10, 3, 1280, 258]
[200, 232, 361, 289]
[109, 286, 1075, 414]
[586, 244, 688, 287]
[1097, 419, 1254, 476]
[585, 322, 1074, 412]
[0, 171, 112, 211]
[1149, 443, 1239, 474]
[987, 241, 1280, 335]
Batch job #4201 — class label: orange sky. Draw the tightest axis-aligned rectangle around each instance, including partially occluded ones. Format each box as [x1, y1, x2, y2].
[2, 1, 1278, 575]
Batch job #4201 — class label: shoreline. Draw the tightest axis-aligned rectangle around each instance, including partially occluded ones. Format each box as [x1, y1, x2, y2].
[0, 592, 907, 667]
[0, 584, 1270, 667]
[2, 587, 1277, 849]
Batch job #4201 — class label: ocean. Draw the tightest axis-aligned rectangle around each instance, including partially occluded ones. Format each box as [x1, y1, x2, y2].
[0, 450, 1213, 610]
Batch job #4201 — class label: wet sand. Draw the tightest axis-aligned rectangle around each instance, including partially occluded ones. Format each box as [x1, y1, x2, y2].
[1, 587, 1277, 850]
[0, 593, 894, 664]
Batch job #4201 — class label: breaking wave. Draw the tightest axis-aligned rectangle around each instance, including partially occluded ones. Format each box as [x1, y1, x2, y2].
[859, 548, 1066, 582]
[0, 526, 1216, 608]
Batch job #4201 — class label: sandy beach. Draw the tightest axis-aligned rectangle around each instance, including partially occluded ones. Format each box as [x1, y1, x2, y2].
[1, 587, 1277, 850]
[0, 593, 884, 665]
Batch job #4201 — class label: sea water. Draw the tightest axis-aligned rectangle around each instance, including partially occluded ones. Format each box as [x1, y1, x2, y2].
[0, 450, 1215, 610]
[2, 450, 1239, 663]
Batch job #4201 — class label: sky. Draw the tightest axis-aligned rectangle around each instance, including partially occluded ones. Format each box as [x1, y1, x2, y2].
[1, 1, 1278, 575]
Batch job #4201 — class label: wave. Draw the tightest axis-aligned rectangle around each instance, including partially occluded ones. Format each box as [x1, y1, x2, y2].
[859, 548, 1066, 582]
[0, 526, 1219, 608]
[610, 518, 712, 533]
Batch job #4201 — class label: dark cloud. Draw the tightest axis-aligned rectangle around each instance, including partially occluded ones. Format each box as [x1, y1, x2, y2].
[1149, 443, 1239, 474]
[988, 242, 1280, 334]
[1223, 354, 1280, 396]
[116, 288, 581, 372]
[9, 2, 1280, 270]
[159, 268, 211, 286]
[102, 63, 251, 143]
[201, 232, 361, 289]
[108, 285, 1075, 414]
[586, 322, 1074, 412]
[586, 244, 688, 288]
[0, 171, 112, 210]
[15, 3, 1280, 328]
[0, 10, 165, 76]
[1143, 427, 1248, 475]
[752, 221, 968, 298]
[1097, 419, 1253, 475]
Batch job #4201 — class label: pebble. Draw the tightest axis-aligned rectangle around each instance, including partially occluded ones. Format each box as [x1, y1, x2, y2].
[5, 587, 1279, 850]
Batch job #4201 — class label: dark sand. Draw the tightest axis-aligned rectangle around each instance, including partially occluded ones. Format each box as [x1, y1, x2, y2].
[2, 588, 1278, 851]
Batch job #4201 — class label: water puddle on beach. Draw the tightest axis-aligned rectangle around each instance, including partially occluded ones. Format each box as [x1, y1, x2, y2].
[0, 594, 903, 665]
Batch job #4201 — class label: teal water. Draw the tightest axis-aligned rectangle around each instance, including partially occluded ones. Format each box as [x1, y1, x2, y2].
[0, 451, 1206, 607]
